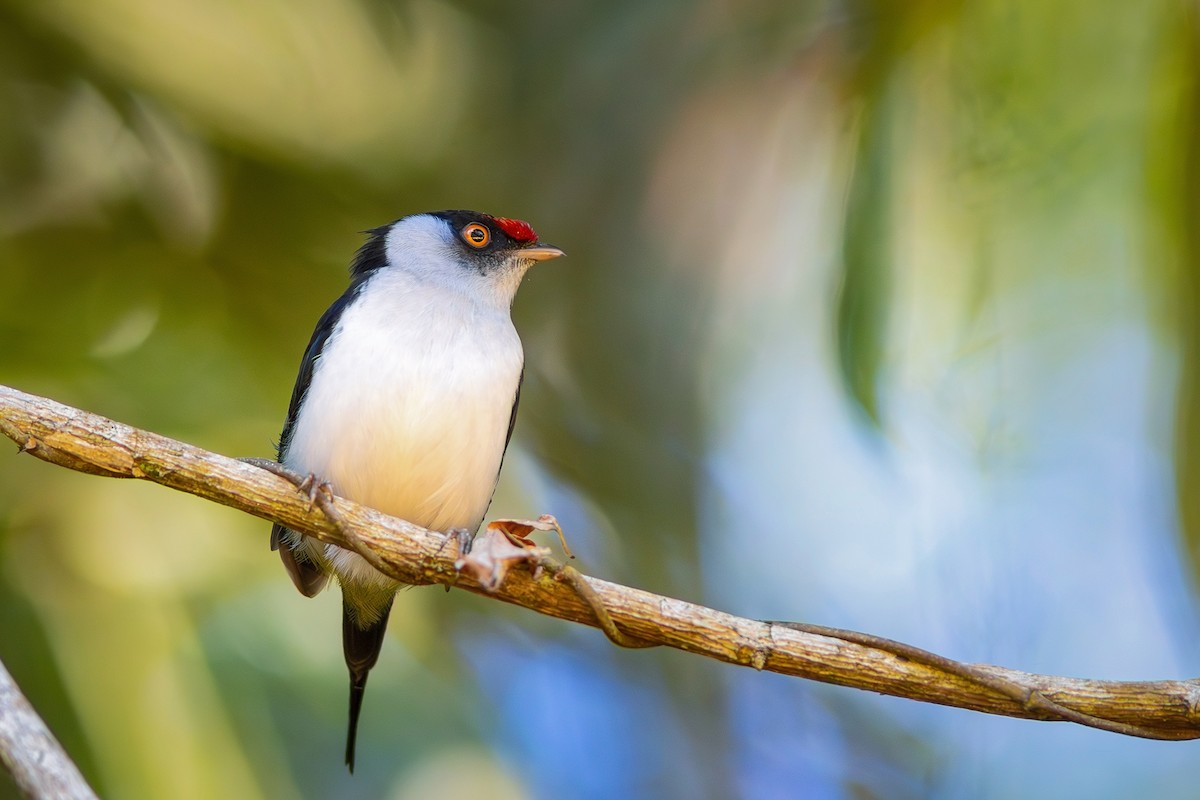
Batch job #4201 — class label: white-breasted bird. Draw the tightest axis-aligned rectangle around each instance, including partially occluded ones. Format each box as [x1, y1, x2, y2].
[269, 210, 563, 770]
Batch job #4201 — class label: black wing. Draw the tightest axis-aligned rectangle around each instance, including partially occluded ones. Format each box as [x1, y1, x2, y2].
[480, 365, 523, 522]
[503, 366, 523, 455]
[269, 278, 366, 561]
[275, 279, 366, 462]
[277, 224, 389, 456]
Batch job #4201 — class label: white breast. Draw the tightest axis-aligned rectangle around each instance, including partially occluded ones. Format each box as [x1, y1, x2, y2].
[283, 268, 524, 588]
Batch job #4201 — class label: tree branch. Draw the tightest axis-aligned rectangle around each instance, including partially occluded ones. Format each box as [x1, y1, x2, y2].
[1, 383, 1199, 750]
[0, 656, 98, 800]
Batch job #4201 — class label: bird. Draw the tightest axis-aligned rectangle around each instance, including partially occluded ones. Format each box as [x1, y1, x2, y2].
[268, 210, 563, 771]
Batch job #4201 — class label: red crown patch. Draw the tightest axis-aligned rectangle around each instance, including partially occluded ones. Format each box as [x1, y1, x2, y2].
[494, 217, 538, 244]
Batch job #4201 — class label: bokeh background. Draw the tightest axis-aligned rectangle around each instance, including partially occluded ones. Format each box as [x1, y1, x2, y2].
[2, 1, 1199, 797]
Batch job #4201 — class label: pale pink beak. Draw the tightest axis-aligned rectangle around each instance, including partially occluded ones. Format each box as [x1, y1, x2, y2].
[520, 245, 566, 262]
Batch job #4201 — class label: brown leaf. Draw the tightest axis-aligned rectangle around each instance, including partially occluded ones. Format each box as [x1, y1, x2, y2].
[454, 528, 549, 591]
[486, 514, 574, 558]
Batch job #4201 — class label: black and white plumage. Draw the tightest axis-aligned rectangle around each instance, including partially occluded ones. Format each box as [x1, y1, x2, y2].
[270, 210, 563, 771]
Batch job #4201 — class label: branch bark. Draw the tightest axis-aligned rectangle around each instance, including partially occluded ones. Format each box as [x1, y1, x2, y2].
[0, 656, 98, 800]
[1, 383, 1199, 756]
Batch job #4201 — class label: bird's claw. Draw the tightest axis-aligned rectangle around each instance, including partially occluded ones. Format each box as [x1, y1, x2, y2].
[295, 472, 335, 512]
[437, 527, 476, 558]
[239, 457, 342, 523]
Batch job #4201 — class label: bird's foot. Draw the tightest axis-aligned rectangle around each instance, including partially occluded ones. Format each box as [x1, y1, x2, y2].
[486, 514, 574, 559]
[239, 457, 342, 523]
[437, 527, 476, 558]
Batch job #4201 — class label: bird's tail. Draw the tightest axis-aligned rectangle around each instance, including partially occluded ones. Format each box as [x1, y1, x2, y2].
[342, 595, 394, 773]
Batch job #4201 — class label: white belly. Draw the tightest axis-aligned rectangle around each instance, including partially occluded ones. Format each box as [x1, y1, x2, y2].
[282, 270, 524, 588]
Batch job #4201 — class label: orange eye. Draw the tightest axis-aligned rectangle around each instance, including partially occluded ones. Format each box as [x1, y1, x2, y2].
[462, 223, 490, 248]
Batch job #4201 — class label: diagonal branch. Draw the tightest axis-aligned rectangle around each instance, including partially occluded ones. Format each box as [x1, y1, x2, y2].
[0, 656, 98, 800]
[1, 383, 1199, 748]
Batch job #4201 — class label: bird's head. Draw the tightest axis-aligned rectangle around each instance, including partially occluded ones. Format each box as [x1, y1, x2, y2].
[351, 210, 564, 306]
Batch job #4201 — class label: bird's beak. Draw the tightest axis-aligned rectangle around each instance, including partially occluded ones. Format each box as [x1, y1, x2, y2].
[520, 245, 566, 262]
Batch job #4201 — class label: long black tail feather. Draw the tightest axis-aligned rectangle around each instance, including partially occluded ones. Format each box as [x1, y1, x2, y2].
[342, 596, 394, 772]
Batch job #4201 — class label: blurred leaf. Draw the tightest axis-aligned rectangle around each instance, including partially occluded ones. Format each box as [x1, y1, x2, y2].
[1173, 17, 1200, 583]
[836, 92, 894, 428]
